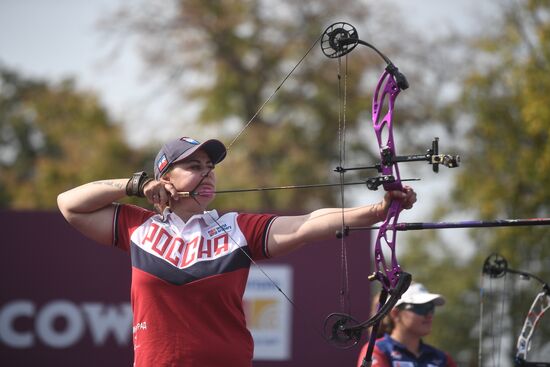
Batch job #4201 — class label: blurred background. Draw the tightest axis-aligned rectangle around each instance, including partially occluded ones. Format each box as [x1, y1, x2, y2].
[1, 0, 549, 366]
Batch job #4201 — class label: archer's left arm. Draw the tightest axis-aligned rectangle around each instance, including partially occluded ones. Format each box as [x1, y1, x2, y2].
[266, 187, 416, 257]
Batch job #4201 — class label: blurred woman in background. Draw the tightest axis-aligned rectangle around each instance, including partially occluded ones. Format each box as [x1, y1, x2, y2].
[357, 282, 457, 367]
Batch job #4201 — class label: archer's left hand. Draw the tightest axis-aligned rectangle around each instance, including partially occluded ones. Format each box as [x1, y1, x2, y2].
[383, 185, 417, 211]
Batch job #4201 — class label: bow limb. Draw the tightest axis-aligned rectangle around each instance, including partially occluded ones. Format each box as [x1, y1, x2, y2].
[374, 200, 404, 288]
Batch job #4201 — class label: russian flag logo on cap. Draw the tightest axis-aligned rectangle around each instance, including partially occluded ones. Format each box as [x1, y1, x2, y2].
[182, 137, 200, 145]
[157, 154, 168, 172]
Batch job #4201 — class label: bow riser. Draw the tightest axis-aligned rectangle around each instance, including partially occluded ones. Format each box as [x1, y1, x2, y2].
[372, 70, 404, 289]
[374, 201, 403, 287]
[373, 71, 403, 192]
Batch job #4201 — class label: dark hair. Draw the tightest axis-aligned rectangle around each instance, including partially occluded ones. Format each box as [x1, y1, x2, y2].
[370, 292, 395, 337]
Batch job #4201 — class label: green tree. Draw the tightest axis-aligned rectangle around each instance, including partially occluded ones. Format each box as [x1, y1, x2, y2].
[399, 1, 550, 365]
[0, 67, 150, 209]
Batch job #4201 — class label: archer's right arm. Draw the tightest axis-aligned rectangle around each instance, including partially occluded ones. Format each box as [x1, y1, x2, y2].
[57, 179, 129, 245]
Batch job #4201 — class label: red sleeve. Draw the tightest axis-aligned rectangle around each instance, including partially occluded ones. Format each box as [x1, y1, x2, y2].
[446, 352, 458, 367]
[356, 342, 390, 367]
[236, 213, 277, 260]
[113, 204, 156, 251]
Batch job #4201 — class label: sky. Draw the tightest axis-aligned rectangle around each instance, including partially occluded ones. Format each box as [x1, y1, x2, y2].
[0, 0, 155, 143]
[0, 0, 488, 146]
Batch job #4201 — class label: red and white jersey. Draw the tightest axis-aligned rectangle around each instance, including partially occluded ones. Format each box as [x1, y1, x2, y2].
[113, 204, 277, 367]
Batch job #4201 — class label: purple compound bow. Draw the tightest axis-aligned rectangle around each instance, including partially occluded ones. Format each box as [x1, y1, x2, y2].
[318, 22, 459, 364]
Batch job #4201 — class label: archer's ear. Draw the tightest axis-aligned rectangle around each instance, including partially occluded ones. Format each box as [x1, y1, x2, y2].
[160, 166, 173, 181]
[389, 307, 400, 321]
[159, 173, 171, 184]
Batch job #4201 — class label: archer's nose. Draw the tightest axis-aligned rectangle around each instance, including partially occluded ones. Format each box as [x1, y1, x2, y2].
[201, 168, 214, 178]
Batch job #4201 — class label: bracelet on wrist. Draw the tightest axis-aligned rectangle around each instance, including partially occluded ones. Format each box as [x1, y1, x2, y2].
[126, 172, 153, 197]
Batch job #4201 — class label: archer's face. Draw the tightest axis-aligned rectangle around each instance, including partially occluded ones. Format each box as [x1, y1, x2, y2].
[164, 149, 216, 206]
[392, 305, 434, 338]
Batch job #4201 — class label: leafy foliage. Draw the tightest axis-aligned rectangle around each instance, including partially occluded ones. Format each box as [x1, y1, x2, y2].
[100, 0, 440, 211]
[0, 68, 150, 209]
[400, 1, 550, 364]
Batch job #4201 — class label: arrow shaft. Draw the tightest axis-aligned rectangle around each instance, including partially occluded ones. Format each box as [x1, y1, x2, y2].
[350, 218, 550, 231]
[177, 178, 420, 197]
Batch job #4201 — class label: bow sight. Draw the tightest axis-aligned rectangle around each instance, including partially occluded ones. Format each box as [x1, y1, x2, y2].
[335, 136, 460, 191]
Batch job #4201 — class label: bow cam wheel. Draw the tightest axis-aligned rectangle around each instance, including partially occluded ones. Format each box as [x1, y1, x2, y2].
[321, 22, 359, 58]
[323, 313, 362, 349]
[483, 253, 508, 278]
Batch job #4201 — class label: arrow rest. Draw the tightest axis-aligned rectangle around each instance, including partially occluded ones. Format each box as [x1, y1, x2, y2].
[366, 175, 396, 190]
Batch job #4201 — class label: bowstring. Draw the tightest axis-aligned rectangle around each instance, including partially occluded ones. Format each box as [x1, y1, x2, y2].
[337, 54, 351, 316]
[483, 267, 507, 367]
[191, 196, 328, 341]
[206, 32, 323, 305]
[496, 272, 507, 366]
[478, 269, 485, 367]
[191, 196, 295, 305]
[489, 270, 498, 367]
[220, 27, 353, 319]
[226, 33, 323, 152]
[184, 30, 331, 342]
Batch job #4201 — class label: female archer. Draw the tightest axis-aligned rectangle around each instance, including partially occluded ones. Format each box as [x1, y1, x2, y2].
[57, 136, 417, 367]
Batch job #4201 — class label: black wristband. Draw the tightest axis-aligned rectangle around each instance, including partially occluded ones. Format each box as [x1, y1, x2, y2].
[126, 172, 152, 197]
